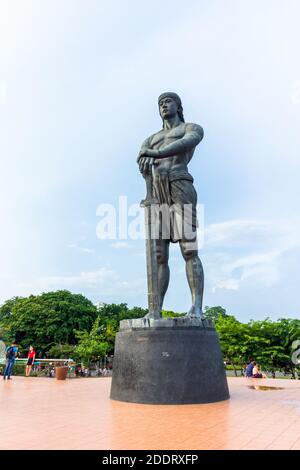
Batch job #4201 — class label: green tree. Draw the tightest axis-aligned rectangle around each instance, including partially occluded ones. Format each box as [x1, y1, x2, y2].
[161, 309, 185, 318]
[250, 318, 300, 377]
[95, 304, 185, 353]
[75, 317, 110, 365]
[96, 303, 147, 354]
[48, 343, 77, 360]
[204, 305, 228, 322]
[215, 315, 248, 376]
[0, 290, 97, 355]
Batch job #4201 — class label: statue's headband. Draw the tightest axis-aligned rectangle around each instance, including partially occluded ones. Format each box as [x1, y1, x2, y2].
[158, 92, 182, 108]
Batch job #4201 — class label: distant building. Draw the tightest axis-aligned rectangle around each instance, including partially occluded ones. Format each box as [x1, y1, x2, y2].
[95, 301, 106, 310]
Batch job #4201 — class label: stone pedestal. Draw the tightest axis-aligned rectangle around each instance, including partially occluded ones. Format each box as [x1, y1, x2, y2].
[110, 317, 230, 404]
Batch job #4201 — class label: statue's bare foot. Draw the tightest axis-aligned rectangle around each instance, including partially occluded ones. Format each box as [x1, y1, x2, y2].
[143, 312, 162, 320]
[185, 305, 204, 318]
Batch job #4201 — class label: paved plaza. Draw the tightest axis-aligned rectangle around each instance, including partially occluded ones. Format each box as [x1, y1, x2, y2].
[0, 376, 300, 450]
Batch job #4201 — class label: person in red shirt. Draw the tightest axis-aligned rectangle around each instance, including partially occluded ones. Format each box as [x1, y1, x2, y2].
[25, 346, 36, 377]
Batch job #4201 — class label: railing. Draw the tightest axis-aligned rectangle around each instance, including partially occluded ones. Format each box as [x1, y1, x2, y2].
[0, 358, 75, 365]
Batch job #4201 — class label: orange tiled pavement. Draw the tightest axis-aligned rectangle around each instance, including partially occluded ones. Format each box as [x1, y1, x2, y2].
[0, 376, 300, 450]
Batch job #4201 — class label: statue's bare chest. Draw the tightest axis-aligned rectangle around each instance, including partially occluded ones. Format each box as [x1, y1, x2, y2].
[150, 126, 186, 149]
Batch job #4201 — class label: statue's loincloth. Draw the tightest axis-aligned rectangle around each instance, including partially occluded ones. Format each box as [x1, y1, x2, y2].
[152, 168, 198, 243]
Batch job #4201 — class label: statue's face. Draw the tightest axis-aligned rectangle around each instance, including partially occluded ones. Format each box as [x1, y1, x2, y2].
[159, 96, 178, 120]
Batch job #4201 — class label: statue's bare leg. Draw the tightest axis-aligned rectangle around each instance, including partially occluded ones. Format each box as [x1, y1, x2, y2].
[157, 239, 170, 311]
[180, 240, 204, 317]
[143, 239, 170, 319]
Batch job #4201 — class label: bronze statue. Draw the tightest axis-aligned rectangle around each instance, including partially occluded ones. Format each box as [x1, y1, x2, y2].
[137, 92, 204, 318]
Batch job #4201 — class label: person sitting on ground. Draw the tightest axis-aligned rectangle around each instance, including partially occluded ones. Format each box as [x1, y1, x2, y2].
[252, 362, 267, 378]
[245, 359, 255, 377]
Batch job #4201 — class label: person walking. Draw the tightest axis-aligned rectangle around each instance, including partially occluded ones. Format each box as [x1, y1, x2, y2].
[3, 341, 18, 380]
[25, 346, 36, 377]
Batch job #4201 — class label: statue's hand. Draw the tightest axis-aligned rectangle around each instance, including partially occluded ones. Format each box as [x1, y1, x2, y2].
[137, 148, 160, 162]
[139, 157, 157, 176]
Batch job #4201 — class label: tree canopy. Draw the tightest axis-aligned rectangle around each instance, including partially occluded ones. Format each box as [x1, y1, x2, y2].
[209, 309, 300, 377]
[0, 291, 299, 376]
[0, 290, 97, 355]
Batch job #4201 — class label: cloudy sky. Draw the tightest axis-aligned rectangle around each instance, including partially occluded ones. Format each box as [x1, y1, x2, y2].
[0, 0, 299, 321]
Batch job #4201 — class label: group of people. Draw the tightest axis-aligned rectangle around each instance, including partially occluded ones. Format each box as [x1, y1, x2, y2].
[2, 341, 113, 380]
[74, 365, 112, 377]
[97, 366, 112, 376]
[2, 341, 36, 380]
[245, 359, 267, 379]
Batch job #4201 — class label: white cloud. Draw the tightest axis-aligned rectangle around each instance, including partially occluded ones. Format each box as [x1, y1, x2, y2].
[203, 218, 300, 293]
[205, 219, 275, 248]
[67, 244, 94, 253]
[1, 1, 299, 319]
[13, 267, 145, 300]
[110, 242, 130, 249]
[18, 268, 118, 291]
[212, 279, 240, 292]
[67, 243, 77, 249]
[81, 248, 94, 253]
